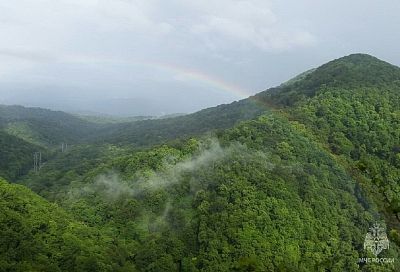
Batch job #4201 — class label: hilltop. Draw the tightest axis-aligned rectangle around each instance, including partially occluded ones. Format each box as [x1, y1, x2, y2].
[255, 53, 400, 105]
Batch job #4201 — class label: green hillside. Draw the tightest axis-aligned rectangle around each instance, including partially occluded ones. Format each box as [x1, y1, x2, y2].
[92, 98, 266, 146]
[255, 53, 400, 106]
[58, 112, 399, 271]
[2, 53, 400, 271]
[0, 178, 136, 271]
[0, 131, 45, 181]
[256, 53, 400, 232]
[0, 105, 110, 181]
[0, 105, 103, 147]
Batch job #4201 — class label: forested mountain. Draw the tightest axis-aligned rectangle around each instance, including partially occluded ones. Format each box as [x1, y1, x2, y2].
[91, 98, 266, 146]
[255, 53, 400, 106]
[0, 131, 44, 181]
[0, 99, 264, 184]
[2, 53, 400, 271]
[0, 105, 102, 147]
[0, 178, 135, 271]
[0, 105, 109, 182]
[90, 54, 400, 148]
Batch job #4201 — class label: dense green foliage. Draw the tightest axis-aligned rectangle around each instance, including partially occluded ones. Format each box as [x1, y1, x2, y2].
[0, 178, 136, 271]
[0, 131, 44, 181]
[2, 53, 400, 271]
[92, 99, 266, 146]
[290, 86, 400, 232]
[0, 97, 265, 181]
[19, 144, 130, 201]
[256, 54, 400, 106]
[0, 105, 108, 181]
[0, 105, 102, 147]
[35, 112, 399, 271]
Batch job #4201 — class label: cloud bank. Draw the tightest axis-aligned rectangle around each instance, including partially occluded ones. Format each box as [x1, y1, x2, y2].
[0, 1, 399, 115]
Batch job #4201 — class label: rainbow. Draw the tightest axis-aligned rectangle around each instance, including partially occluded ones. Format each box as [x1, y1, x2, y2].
[66, 55, 252, 100]
[141, 61, 250, 99]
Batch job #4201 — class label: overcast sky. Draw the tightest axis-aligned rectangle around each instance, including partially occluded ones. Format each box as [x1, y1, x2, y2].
[0, 0, 399, 116]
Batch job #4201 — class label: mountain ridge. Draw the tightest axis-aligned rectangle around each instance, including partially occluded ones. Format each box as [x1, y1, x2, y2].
[2, 53, 400, 271]
[255, 53, 400, 106]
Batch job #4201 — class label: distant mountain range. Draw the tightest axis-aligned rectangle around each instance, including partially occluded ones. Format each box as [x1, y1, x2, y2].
[1, 53, 400, 271]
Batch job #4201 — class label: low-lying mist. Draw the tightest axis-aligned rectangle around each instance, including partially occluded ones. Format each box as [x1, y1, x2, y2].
[75, 140, 242, 200]
[65, 138, 278, 233]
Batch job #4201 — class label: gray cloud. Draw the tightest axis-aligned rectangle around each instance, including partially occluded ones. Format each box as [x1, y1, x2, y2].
[0, 48, 55, 62]
[0, 0, 398, 115]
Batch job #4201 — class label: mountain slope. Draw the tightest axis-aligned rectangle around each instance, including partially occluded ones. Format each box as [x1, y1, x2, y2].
[0, 105, 109, 181]
[0, 131, 45, 181]
[57, 112, 399, 271]
[61, 52, 400, 271]
[91, 54, 400, 148]
[255, 53, 400, 106]
[0, 178, 136, 271]
[0, 105, 103, 147]
[92, 98, 266, 146]
[287, 85, 400, 231]
[251, 53, 400, 232]
[5, 53, 400, 271]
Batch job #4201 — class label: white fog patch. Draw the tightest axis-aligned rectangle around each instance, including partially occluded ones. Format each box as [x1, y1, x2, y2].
[71, 139, 255, 200]
[82, 172, 134, 200]
[140, 139, 227, 190]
